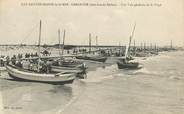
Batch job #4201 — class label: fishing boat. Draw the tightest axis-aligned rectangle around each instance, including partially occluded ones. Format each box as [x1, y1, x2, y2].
[6, 20, 76, 84]
[76, 54, 107, 63]
[56, 58, 83, 67]
[117, 58, 142, 69]
[6, 64, 76, 84]
[51, 58, 87, 73]
[117, 24, 142, 69]
[75, 33, 107, 63]
[50, 29, 87, 76]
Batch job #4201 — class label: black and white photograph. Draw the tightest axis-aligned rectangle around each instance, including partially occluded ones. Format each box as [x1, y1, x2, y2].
[0, 0, 184, 114]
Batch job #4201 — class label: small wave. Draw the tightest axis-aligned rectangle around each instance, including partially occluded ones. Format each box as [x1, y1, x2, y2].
[145, 54, 171, 62]
[116, 73, 125, 77]
[132, 68, 160, 76]
[134, 67, 150, 73]
[81, 64, 118, 83]
[110, 67, 152, 77]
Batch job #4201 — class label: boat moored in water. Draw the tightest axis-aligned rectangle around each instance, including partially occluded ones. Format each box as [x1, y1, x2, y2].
[76, 55, 107, 63]
[117, 23, 143, 70]
[117, 59, 142, 69]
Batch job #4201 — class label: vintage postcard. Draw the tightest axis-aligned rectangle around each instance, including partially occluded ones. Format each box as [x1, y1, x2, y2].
[0, 0, 184, 114]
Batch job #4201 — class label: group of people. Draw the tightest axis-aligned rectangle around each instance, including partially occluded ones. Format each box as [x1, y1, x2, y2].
[25, 53, 38, 58]
[12, 58, 52, 73]
[38, 60, 52, 73]
[0, 52, 52, 73]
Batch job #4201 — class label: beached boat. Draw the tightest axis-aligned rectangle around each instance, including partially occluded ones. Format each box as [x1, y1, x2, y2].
[51, 58, 87, 79]
[50, 29, 87, 76]
[6, 64, 76, 84]
[50, 58, 87, 76]
[75, 33, 107, 63]
[6, 20, 76, 84]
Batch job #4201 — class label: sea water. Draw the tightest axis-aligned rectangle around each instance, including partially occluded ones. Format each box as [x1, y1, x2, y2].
[0, 50, 184, 114]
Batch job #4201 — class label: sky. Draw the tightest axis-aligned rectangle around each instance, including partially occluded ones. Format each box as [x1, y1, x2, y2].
[0, 0, 184, 46]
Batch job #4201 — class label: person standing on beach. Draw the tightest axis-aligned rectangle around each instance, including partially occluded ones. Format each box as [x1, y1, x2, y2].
[6, 56, 10, 65]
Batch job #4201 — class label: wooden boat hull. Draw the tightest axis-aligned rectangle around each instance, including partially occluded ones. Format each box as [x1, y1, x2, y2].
[51, 65, 85, 74]
[60, 61, 83, 67]
[6, 65, 76, 85]
[76, 56, 107, 63]
[117, 61, 141, 69]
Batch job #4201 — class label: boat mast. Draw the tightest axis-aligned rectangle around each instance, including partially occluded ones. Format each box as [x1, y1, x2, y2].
[170, 40, 172, 49]
[150, 43, 153, 51]
[133, 40, 136, 55]
[58, 29, 62, 57]
[125, 23, 136, 59]
[89, 33, 91, 53]
[119, 42, 121, 56]
[129, 23, 136, 49]
[62, 29, 66, 55]
[96, 36, 98, 49]
[154, 43, 157, 52]
[144, 42, 146, 51]
[37, 20, 42, 72]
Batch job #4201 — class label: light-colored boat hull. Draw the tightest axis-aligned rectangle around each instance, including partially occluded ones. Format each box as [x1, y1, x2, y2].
[0, 67, 6, 71]
[6, 65, 76, 84]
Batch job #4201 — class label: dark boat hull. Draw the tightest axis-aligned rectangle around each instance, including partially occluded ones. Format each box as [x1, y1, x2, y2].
[117, 61, 141, 69]
[76, 56, 107, 63]
[60, 62, 83, 67]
